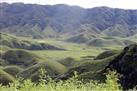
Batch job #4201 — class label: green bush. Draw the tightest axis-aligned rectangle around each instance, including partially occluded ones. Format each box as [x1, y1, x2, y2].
[0, 71, 122, 91]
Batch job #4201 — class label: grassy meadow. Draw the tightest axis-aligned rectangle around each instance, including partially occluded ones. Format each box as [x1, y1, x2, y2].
[32, 38, 112, 60]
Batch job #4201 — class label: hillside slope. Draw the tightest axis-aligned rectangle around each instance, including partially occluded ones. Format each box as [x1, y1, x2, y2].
[0, 49, 68, 83]
[104, 44, 137, 89]
[0, 33, 65, 50]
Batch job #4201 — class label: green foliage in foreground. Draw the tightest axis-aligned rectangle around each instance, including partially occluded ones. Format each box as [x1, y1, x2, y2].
[0, 71, 122, 91]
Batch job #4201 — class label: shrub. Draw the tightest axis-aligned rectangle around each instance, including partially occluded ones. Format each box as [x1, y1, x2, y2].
[0, 70, 123, 91]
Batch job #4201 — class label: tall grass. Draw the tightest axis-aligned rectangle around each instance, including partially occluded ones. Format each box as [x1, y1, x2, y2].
[0, 70, 122, 91]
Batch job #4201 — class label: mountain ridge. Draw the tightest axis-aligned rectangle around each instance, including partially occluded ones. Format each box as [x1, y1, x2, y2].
[1, 3, 137, 39]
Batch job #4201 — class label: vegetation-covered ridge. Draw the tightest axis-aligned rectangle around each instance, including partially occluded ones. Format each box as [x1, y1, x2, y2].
[104, 44, 137, 90]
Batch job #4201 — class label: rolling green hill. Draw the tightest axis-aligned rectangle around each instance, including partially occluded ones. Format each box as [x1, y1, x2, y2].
[66, 32, 96, 43]
[0, 33, 65, 50]
[87, 38, 124, 47]
[0, 49, 68, 82]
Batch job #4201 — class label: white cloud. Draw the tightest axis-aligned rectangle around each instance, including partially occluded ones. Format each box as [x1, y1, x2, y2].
[1, 0, 137, 9]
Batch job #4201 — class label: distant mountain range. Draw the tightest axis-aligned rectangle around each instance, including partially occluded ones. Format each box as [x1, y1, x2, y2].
[0, 3, 137, 43]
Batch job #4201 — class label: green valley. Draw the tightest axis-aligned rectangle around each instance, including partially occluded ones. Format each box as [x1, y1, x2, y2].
[0, 2, 137, 91]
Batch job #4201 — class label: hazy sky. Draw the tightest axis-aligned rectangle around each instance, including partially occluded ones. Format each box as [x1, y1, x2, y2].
[1, 0, 137, 9]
